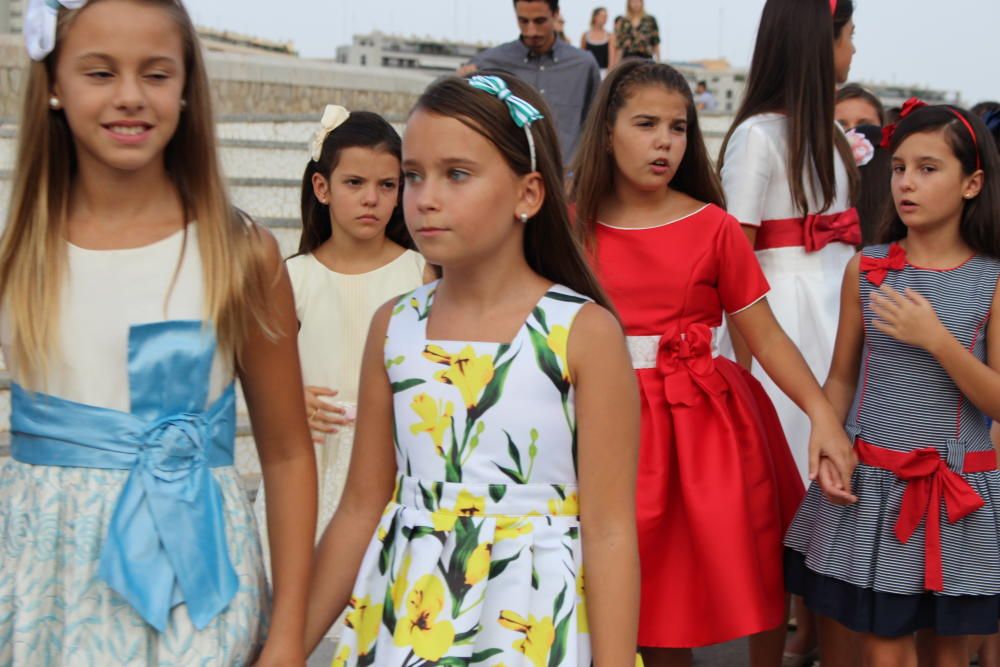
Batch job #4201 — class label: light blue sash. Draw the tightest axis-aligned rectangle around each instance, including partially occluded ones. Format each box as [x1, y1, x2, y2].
[10, 320, 239, 632]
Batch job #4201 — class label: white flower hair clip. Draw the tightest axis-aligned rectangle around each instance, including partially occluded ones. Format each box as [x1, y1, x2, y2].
[845, 128, 875, 167]
[24, 0, 88, 61]
[310, 105, 351, 162]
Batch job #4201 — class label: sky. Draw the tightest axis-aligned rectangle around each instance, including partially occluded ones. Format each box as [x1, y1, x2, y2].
[182, 0, 997, 107]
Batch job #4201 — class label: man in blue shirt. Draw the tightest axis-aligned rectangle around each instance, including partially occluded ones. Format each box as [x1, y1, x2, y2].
[459, 0, 601, 165]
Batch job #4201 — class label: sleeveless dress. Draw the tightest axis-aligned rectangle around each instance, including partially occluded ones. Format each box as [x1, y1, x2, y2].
[592, 204, 804, 648]
[254, 250, 425, 577]
[332, 281, 592, 666]
[785, 243, 1000, 636]
[720, 113, 859, 483]
[0, 226, 268, 666]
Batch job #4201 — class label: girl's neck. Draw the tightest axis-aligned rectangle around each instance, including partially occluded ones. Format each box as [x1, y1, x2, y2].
[313, 229, 403, 275]
[899, 220, 972, 269]
[602, 181, 693, 228]
[70, 160, 185, 232]
[436, 241, 539, 311]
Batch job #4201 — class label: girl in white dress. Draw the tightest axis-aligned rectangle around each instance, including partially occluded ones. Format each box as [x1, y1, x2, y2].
[0, 1, 316, 665]
[718, 0, 861, 664]
[255, 107, 429, 576]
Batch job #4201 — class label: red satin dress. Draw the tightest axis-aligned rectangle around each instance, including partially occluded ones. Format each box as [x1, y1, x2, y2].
[593, 204, 805, 648]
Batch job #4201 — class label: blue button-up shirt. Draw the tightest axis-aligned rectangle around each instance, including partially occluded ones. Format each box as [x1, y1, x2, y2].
[471, 38, 601, 166]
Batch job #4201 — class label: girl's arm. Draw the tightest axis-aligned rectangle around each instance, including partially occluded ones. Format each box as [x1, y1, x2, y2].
[571, 304, 640, 666]
[239, 228, 318, 665]
[870, 277, 1000, 421]
[730, 298, 858, 504]
[304, 301, 398, 653]
[824, 254, 865, 422]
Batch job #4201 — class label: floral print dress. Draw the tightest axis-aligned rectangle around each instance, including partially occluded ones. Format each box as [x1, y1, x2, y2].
[333, 281, 592, 666]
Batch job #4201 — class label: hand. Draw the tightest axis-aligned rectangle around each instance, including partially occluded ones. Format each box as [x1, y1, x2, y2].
[817, 457, 857, 505]
[807, 408, 858, 504]
[870, 285, 948, 352]
[457, 62, 478, 76]
[305, 385, 351, 444]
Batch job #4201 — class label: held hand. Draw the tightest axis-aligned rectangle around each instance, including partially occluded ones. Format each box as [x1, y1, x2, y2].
[305, 385, 351, 444]
[457, 63, 478, 76]
[807, 409, 858, 504]
[870, 285, 948, 352]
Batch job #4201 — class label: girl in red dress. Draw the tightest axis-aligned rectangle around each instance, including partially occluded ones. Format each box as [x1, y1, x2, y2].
[570, 60, 856, 667]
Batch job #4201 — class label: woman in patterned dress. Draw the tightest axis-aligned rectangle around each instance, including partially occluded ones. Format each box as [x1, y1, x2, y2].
[611, 0, 660, 66]
[786, 104, 1000, 665]
[304, 72, 641, 665]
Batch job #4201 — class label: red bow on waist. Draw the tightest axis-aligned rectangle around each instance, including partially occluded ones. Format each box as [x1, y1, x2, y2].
[803, 208, 861, 252]
[657, 323, 726, 407]
[753, 208, 861, 252]
[856, 440, 995, 591]
[860, 243, 906, 286]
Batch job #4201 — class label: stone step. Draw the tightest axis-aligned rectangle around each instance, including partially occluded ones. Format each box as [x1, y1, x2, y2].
[0, 130, 309, 182]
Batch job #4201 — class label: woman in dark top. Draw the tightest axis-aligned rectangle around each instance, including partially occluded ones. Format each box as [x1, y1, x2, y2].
[580, 6, 612, 71]
[612, 0, 660, 66]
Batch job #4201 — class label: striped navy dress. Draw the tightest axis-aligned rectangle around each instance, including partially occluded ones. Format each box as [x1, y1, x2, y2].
[785, 242, 1000, 637]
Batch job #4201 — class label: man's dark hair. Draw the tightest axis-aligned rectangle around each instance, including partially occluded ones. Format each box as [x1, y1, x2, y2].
[697, 80, 708, 88]
[513, 0, 558, 11]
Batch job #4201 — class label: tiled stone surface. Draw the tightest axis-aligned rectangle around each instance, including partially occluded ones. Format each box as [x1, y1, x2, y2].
[230, 182, 300, 220]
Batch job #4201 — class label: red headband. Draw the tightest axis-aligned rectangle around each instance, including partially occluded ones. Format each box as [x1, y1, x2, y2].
[880, 97, 983, 171]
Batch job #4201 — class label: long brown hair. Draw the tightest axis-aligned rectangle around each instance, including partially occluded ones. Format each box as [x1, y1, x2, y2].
[571, 60, 724, 248]
[297, 111, 413, 256]
[0, 0, 275, 386]
[413, 73, 612, 312]
[719, 0, 859, 214]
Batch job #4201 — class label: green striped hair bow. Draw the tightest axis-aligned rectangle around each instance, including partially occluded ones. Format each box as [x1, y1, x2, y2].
[468, 75, 545, 171]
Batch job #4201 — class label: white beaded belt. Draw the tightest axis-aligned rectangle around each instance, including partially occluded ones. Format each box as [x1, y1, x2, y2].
[626, 329, 721, 370]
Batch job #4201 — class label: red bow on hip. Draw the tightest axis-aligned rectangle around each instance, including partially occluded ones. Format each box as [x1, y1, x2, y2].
[880, 97, 928, 149]
[859, 243, 906, 286]
[657, 323, 726, 407]
[857, 440, 989, 591]
[803, 208, 861, 252]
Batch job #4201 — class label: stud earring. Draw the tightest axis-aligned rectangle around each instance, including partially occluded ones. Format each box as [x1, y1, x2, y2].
[518, 212, 529, 223]
[180, 99, 187, 109]
[48, 96, 61, 110]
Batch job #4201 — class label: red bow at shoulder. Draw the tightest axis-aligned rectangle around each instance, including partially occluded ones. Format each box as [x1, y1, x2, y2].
[860, 243, 906, 286]
[657, 323, 727, 407]
[803, 208, 861, 252]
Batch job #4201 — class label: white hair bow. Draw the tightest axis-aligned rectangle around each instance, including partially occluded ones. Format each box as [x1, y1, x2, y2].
[310, 105, 351, 162]
[24, 0, 88, 61]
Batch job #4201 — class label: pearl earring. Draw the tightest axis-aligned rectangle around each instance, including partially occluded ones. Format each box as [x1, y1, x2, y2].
[48, 96, 61, 110]
[180, 99, 187, 109]
[518, 212, 529, 223]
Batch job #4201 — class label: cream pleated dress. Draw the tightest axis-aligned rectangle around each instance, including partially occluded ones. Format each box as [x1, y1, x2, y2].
[254, 249, 425, 573]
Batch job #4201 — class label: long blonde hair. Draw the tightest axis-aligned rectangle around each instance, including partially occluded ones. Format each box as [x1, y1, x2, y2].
[0, 0, 275, 387]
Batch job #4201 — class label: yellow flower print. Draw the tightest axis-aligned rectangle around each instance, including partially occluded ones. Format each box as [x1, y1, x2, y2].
[431, 489, 485, 533]
[577, 568, 589, 635]
[409, 393, 454, 455]
[546, 325, 571, 381]
[331, 646, 350, 667]
[465, 542, 492, 585]
[494, 517, 534, 542]
[423, 344, 496, 409]
[498, 610, 555, 667]
[394, 574, 456, 661]
[548, 492, 580, 516]
[345, 596, 383, 656]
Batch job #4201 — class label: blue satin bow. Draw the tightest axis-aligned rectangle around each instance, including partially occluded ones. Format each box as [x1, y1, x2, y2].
[11, 320, 239, 632]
